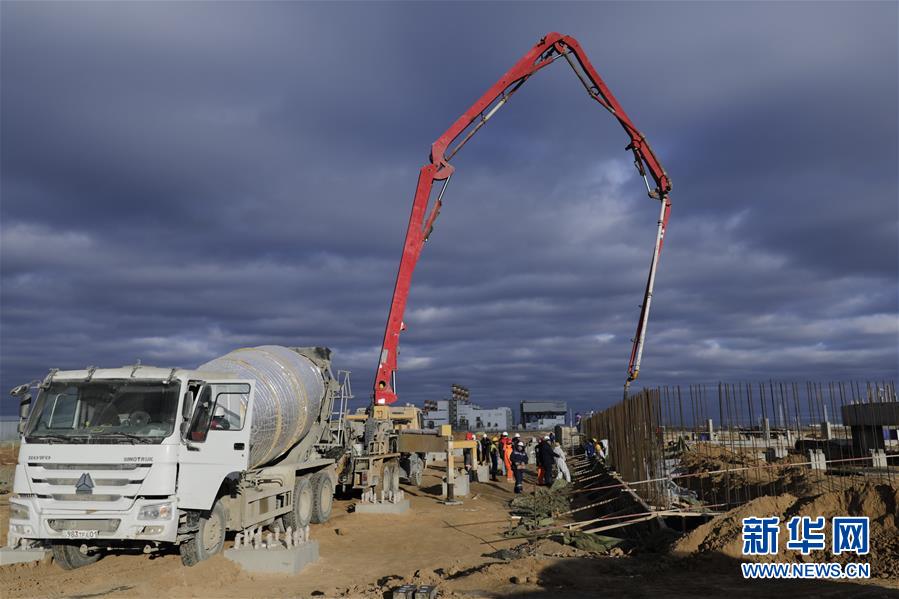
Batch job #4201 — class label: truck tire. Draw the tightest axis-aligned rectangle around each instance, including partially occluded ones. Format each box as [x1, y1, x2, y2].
[310, 472, 334, 524]
[283, 475, 313, 529]
[179, 501, 226, 567]
[51, 542, 102, 570]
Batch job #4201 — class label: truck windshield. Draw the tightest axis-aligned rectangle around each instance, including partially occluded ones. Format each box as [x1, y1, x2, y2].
[24, 380, 180, 443]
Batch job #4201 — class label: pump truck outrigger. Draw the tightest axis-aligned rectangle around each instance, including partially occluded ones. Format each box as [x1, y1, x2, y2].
[373, 32, 672, 406]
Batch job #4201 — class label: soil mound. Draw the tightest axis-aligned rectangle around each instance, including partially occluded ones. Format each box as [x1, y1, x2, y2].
[673, 482, 899, 578]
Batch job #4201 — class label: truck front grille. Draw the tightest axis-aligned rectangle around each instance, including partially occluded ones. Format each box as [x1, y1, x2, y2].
[48, 494, 122, 502]
[47, 519, 120, 533]
[35, 478, 134, 487]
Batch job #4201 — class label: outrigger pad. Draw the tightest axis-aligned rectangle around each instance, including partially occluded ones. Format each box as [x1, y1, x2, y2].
[354, 499, 410, 514]
[0, 547, 48, 566]
[224, 540, 319, 574]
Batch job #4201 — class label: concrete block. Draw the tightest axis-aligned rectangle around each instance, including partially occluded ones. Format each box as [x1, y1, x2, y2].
[354, 499, 410, 514]
[224, 540, 319, 574]
[473, 464, 490, 482]
[441, 470, 469, 497]
[393, 585, 418, 599]
[415, 585, 438, 598]
[0, 547, 48, 566]
[393, 585, 438, 599]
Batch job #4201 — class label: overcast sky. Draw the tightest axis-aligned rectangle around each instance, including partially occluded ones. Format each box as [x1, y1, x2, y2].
[1, 2, 897, 417]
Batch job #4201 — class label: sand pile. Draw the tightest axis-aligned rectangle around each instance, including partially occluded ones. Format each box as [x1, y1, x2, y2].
[673, 482, 899, 578]
[676, 444, 822, 502]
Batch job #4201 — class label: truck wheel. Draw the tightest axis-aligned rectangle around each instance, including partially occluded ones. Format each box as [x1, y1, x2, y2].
[51, 542, 102, 570]
[179, 502, 226, 567]
[310, 472, 334, 524]
[283, 476, 313, 529]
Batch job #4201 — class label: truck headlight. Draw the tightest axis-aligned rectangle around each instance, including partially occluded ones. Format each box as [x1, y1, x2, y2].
[138, 502, 173, 520]
[11, 524, 34, 535]
[9, 502, 29, 521]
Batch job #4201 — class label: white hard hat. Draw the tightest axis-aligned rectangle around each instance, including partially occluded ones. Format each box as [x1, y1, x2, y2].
[513, 433, 521, 438]
[544, 435, 550, 440]
[502, 431, 508, 436]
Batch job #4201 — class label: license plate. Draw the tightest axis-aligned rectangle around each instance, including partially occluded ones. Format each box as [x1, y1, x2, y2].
[62, 530, 98, 539]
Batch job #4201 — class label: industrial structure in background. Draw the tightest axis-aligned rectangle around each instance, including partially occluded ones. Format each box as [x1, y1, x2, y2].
[521, 400, 568, 431]
[372, 31, 672, 407]
[422, 385, 512, 432]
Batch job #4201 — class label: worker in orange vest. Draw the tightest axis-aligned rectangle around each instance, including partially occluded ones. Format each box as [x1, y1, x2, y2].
[500, 432, 514, 482]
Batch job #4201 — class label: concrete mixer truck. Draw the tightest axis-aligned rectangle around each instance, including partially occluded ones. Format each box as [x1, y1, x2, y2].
[4, 345, 404, 569]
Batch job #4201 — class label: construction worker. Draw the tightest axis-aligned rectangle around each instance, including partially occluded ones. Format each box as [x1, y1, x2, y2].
[594, 438, 606, 462]
[511, 441, 528, 493]
[535, 437, 546, 485]
[584, 437, 596, 460]
[500, 432, 514, 482]
[538, 435, 556, 485]
[598, 439, 609, 462]
[553, 442, 571, 483]
[526, 437, 537, 463]
[489, 436, 500, 481]
[479, 433, 491, 466]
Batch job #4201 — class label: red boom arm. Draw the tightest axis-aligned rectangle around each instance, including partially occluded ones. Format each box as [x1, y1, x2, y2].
[374, 32, 672, 404]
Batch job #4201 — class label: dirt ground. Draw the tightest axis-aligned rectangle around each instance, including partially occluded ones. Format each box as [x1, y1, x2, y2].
[2, 450, 899, 598]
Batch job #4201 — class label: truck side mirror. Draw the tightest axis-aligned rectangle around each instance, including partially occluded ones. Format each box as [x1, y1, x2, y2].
[11, 384, 33, 436]
[180, 391, 195, 437]
[182, 391, 195, 420]
[17, 393, 32, 435]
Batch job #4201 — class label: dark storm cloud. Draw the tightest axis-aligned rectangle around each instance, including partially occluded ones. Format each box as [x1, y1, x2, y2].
[1, 2, 896, 417]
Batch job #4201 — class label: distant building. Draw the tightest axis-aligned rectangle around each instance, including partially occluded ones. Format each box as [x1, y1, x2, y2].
[520, 400, 567, 431]
[422, 384, 512, 431]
